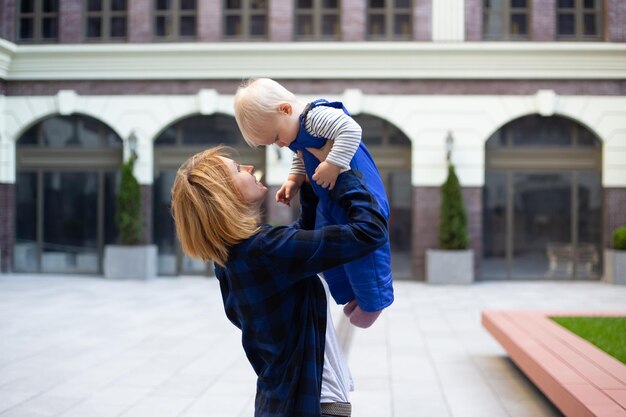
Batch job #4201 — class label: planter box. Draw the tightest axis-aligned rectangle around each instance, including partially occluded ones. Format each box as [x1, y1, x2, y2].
[104, 245, 158, 280]
[426, 249, 474, 284]
[604, 249, 626, 285]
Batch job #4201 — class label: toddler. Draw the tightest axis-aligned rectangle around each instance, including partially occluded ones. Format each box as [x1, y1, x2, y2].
[234, 78, 394, 328]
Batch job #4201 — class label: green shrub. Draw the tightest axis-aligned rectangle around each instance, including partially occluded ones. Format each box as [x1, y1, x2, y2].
[116, 154, 142, 245]
[438, 164, 468, 250]
[613, 225, 626, 250]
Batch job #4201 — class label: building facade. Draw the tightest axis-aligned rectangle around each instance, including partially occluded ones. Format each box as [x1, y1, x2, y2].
[1, 0, 625, 280]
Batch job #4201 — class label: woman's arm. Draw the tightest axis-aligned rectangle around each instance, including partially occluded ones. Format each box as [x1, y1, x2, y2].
[256, 170, 387, 278]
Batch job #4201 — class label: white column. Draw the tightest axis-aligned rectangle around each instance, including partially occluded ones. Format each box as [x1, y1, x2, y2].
[0, 95, 15, 184]
[432, 0, 465, 42]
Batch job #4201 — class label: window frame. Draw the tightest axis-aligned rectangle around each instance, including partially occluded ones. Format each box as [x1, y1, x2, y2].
[222, 0, 269, 41]
[482, 0, 531, 41]
[294, 0, 341, 41]
[153, 0, 198, 41]
[84, 0, 128, 42]
[556, 0, 603, 41]
[366, 0, 413, 41]
[16, 0, 60, 43]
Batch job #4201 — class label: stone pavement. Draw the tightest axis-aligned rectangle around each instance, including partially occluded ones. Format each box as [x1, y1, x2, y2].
[1, 274, 625, 417]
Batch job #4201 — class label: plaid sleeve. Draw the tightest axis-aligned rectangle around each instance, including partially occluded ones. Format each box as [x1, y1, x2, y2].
[256, 170, 387, 280]
[291, 181, 319, 231]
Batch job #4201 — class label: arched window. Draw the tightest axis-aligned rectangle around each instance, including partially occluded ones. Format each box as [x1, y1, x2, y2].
[483, 115, 602, 280]
[15, 115, 123, 273]
[153, 114, 264, 275]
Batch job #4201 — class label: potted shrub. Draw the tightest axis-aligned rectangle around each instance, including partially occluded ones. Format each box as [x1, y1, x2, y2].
[426, 163, 474, 284]
[604, 225, 626, 285]
[104, 153, 157, 279]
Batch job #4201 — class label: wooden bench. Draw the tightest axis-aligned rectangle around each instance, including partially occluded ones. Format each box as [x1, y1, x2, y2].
[482, 310, 626, 417]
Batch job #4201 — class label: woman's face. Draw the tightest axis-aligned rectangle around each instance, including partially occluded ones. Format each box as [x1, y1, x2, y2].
[220, 157, 267, 207]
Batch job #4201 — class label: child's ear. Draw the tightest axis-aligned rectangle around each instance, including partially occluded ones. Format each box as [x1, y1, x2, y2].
[278, 103, 292, 116]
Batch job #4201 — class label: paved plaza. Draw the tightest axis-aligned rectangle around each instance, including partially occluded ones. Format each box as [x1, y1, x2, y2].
[1, 274, 625, 417]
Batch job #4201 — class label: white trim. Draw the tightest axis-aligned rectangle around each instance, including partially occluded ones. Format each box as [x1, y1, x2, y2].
[2, 93, 626, 187]
[1, 41, 625, 80]
[432, 0, 465, 42]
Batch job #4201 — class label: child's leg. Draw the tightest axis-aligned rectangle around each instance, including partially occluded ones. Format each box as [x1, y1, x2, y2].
[342, 241, 394, 313]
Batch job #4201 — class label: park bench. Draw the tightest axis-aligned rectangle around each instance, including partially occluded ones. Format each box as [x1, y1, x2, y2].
[482, 310, 626, 417]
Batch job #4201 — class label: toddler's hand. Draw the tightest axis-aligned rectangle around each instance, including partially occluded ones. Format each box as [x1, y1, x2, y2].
[311, 161, 342, 190]
[276, 180, 301, 206]
[343, 300, 382, 329]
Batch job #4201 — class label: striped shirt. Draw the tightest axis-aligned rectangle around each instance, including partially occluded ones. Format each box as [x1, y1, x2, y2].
[290, 105, 362, 176]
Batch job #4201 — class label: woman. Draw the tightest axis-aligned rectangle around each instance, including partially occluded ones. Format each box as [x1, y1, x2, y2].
[170, 142, 388, 417]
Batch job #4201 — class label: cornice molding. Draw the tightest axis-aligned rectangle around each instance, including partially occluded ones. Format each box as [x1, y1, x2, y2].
[1, 40, 625, 81]
[0, 39, 17, 79]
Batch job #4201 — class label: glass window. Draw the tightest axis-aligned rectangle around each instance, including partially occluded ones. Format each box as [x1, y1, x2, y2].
[486, 115, 600, 149]
[557, 0, 602, 40]
[223, 0, 268, 39]
[18, 115, 122, 148]
[154, 0, 197, 40]
[366, 0, 412, 40]
[482, 0, 529, 40]
[294, 0, 340, 41]
[17, 0, 59, 42]
[14, 172, 38, 272]
[85, 0, 127, 41]
[42, 172, 99, 273]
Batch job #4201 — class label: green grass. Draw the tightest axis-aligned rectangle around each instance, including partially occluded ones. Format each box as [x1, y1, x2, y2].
[550, 316, 626, 365]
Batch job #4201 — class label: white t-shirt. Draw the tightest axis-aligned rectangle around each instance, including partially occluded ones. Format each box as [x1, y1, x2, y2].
[319, 276, 354, 403]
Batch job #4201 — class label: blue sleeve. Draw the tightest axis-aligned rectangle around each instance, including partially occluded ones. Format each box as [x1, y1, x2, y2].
[253, 171, 388, 279]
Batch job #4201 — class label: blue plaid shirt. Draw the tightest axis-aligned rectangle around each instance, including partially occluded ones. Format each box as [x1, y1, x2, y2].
[214, 171, 388, 417]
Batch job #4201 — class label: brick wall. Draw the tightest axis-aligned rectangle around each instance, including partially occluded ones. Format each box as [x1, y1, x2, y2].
[270, 0, 293, 41]
[128, 0, 151, 42]
[412, 186, 482, 280]
[0, 183, 14, 272]
[198, 0, 221, 41]
[2, 0, 626, 44]
[608, 0, 626, 41]
[465, 0, 482, 41]
[0, 0, 17, 41]
[532, 0, 556, 41]
[604, 188, 626, 248]
[342, 0, 366, 41]
[414, 0, 432, 41]
[5, 80, 625, 97]
[59, 0, 82, 43]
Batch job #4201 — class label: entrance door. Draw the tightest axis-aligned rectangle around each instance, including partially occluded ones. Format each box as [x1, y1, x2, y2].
[15, 115, 123, 273]
[482, 115, 602, 280]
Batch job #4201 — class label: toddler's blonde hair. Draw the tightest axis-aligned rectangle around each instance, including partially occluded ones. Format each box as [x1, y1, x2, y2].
[234, 78, 297, 147]
[171, 146, 260, 267]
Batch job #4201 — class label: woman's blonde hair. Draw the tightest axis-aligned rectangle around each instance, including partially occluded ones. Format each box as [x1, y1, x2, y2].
[234, 78, 297, 147]
[170, 146, 260, 267]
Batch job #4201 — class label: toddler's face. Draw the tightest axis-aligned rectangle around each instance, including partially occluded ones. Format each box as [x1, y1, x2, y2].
[252, 105, 300, 148]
